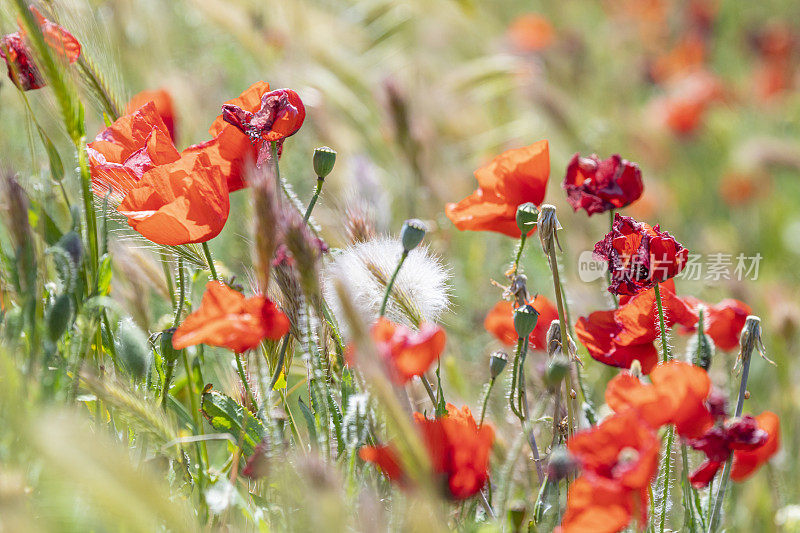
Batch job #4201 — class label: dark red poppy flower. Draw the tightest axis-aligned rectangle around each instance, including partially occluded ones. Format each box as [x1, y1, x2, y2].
[731, 411, 780, 481]
[678, 296, 751, 351]
[688, 414, 770, 487]
[594, 214, 689, 296]
[88, 102, 230, 245]
[605, 360, 714, 439]
[369, 317, 446, 385]
[0, 6, 80, 91]
[445, 141, 550, 237]
[563, 154, 644, 216]
[484, 295, 558, 350]
[360, 404, 494, 500]
[222, 88, 305, 143]
[172, 281, 290, 353]
[127, 89, 177, 142]
[561, 410, 659, 531]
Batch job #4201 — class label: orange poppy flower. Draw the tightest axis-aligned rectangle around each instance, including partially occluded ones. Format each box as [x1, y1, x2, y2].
[361, 404, 494, 500]
[576, 309, 660, 374]
[484, 295, 558, 350]
[368, 317, 446, 385]
[445, 140, 550, 238]
[678, 296, 751, 351]
[172, 281, 290, 353]
[652, 71, 723, 136]
[649, 33, 706, 84]
[127, 89, 177, 142]
[507, 14, 554, 52]
[605, 360, 714, 439]
[731, 411, 780, 481]
[413, 404, 494, 500]
[1, 6, 80, 91]
[557, 477, 644, 533]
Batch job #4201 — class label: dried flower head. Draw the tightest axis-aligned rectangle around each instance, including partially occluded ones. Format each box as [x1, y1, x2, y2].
[323, 236, 451, 332]
[537, 204, 562, 255]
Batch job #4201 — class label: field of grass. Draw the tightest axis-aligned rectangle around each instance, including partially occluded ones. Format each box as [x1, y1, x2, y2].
[1, 0, 799, 531]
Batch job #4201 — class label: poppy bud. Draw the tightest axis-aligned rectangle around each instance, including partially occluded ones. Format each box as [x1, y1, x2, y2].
[515, 202, 539, 235]
[57, 230, 83, 267]
[513, 304, 539, 339]
[544, 354, 570, 389]
[689, 307, 715, 370]
[546, 446, 577, 480]
[401, 219, 426, 252]
[46, 293, 72, 342]
[313, 146, 337, 179]
[489, 350, 508, 379]
[545, 320, 574, 357]
[537, 204, 562, 255]
[160, 328, 181, 364]
[115, 318, 152, 380]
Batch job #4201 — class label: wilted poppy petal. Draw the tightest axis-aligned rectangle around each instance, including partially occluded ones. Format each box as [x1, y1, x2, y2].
[731, 411, 780, 481]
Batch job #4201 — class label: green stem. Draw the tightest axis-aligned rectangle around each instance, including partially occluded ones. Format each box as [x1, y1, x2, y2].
[303, 178, 325, 223]
[202, 242, 218, 281]
[512, 234, 526, 274]
[547, 242, 576, 437]
[658, 424, 675, 533]
[173, 258, 185, 325]
[182, 350, 209, 482]
[479, 378, 496, 427]
[269, 334, 292, 391]
[608, 210, 619, 307]
[420, 374, 438, 407]
[76, 56, 122, 120]
[235, 352, 255, 409]
[654, 282, 670, 361]
[379, 250, 409, 317]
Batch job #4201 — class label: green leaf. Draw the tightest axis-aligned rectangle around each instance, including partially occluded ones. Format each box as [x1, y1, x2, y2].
[200, 390, 264, 456]
[297, 398, 317, 446]
[35, 123, 65, 183]
[96, 254, 112, 295]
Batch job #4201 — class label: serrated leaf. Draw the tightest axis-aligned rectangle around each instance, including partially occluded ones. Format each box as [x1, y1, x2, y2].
[200, 390, 264, 456]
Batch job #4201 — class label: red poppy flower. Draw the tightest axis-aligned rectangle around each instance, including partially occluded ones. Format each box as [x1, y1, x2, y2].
[731, 411, 780, 481]
[594, 214, 689, 296]
[563, 154, 644, 216]
[484, 295, 558, 350]
[89, 102, 230, 245]
[605, 360, 714, 439]
[688, 414, 770, 487]
[752, 23, 794, 100]
[557, 477, 644, 533]
[0, 6, 80, 91]
[678, 296, 751, 351]
[127, 89, 177, 142]
[358, 445, 404, 482]
[368, 317, 446, 385]
[222, 88, 305, 143]
[652, 71, 723, 136]
[568, 409, 660, 491]
[575, 309, 659, 374]
[649, 33, 706, 84]
[172, 281, 290, 353]
[445, 141, 550, 238]
[413, 404, 494, 499]
[361, 404, 494, 500]
[507, 14, 554, 52]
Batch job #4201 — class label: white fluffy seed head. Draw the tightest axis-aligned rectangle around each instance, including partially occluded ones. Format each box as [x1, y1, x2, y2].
[322, 236, 451, 333]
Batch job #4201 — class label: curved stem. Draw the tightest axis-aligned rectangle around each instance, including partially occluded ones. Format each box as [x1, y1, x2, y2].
[479, 378, 496, 427]
[202, 242, 218, 281]
[547, 243, 576, 437]
[379, 250, 409, 317]
[512, 234, 526, 274]
[304, 178, 325, 223]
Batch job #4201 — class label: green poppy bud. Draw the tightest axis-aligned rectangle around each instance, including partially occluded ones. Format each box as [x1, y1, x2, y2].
[401, 219, 427, 252]
[313, 146, 337, 178]
[489, 350, 508, 379]
[513, 304, 539, 339]
[46, 293, 72, 342]
[689, 307, 714, 371]
[543, 354, 570, 389]
[115, 318, 152, 380]
[160, 328, 182, 364]
[516, 202, 539, 235]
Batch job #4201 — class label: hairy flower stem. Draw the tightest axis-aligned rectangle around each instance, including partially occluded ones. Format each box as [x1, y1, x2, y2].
[379, 250, 409, 317]
[303, 178, 325, 223]
[607, 210, 619, 307]
[182, 350, 209, 485]
[510, 338, 545, 484]
[654, 283, 670, 361]
[235, 353, 255, 409]
[512, 234, 526, 274]
[419, 374, 439, 407]
[707, 338, 755, 532]
[546, 243, 576, 437]
[479, 378, 496, 427]
[202, 243, 219, 281]
[173, 258, 185, 325]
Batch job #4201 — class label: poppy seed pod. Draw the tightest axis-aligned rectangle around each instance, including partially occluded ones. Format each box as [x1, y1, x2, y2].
[57, 230, 83, 268]
[547, 446, 577, 480]
[313, 146, 337, 178]
[515, 202, 539, 235]
[537, 204, 562, 255]
[513, 304, 539, 339]
[545, 320, 574, 357]
[46, 293, 72, 343]
[115, 318, 152, 379]
[489, 350, 508, 378]
[401, 219, 427, 252]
